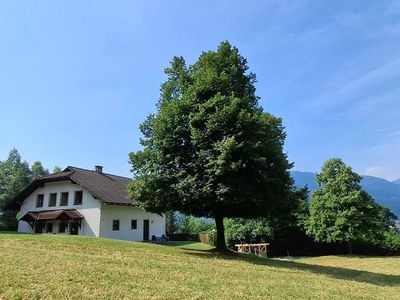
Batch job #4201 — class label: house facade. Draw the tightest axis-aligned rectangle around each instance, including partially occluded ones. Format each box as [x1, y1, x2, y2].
[10, 166, 166, 242]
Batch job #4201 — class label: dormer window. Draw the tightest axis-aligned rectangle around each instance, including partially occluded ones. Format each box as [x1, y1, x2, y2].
[36, 194, 44, 207]
[74, 191, 83, 205]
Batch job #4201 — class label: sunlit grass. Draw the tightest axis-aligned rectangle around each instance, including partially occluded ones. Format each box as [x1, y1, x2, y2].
[0, 233, 399, 299]
[165, 240, 215, 251]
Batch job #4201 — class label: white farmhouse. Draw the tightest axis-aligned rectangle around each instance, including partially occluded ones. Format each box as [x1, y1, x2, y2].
[9, 166, 166, 241]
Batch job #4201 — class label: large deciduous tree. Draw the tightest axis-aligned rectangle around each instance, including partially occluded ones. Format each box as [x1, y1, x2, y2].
[306, 158, 397, 254]
[0, 149, 32, 230]
[31, 161, 50, 179]
[0, 149, 51, 230]
[128, 42, 294, 251]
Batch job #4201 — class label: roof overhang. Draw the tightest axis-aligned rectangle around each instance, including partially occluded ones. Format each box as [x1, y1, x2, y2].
[19, 209, 84, 222]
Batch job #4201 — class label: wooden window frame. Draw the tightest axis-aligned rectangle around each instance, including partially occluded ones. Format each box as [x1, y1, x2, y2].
[60, 192, 69, 206]
[36, 194, 44, 208]
[112, 220, 120, 231]
[74, 191, 83, 205]
[48, 193, 57, 207]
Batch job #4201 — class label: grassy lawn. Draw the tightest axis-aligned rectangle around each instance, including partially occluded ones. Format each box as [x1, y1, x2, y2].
[0, 233, 399, 299]
[164, 240, 215, 251]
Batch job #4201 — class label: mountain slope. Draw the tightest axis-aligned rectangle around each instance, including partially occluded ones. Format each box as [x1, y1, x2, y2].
[291, 171, 400, 218]
[393, 178, 400, 185]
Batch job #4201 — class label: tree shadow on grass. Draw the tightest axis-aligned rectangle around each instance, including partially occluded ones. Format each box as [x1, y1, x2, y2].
[182, 250, 400, 287]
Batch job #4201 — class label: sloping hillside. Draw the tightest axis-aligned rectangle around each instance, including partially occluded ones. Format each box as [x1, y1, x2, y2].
[0, 234, 399, 299]
[292, 171, 400, 218]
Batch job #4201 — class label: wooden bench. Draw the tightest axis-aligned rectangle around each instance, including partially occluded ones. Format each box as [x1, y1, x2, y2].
[235, 243, 270, 255]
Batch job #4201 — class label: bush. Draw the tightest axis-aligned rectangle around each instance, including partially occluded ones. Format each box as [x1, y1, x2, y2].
[224, 218, 274, 248]
[167, 233, 199, 241]
[175, 214, 214, 235]
[375, 230, 400, 255]
[199, 229, 216, 246]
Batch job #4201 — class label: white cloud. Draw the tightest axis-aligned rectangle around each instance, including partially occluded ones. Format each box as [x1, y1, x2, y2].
[311, 55, 400, 111]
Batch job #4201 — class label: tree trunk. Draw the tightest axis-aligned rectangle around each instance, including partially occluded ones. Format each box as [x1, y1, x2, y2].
[215, 215, 228, 252]
[347, 241, 353, 255]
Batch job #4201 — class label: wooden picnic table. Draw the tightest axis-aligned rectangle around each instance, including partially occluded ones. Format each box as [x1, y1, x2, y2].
[235, 243, 270, 255]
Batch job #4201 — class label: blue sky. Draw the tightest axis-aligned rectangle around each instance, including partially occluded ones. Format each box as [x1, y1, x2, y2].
[1, 1, 399, 180]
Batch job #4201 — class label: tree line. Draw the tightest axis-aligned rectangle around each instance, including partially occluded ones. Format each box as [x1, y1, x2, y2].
[0, 148, 61, 230]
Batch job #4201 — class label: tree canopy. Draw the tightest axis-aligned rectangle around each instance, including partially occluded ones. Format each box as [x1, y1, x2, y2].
[306, 158, 397, 253]
[128, 41, 295, 251]
[52, 166, 63, 174]
[0, 149, 51, 230]
[31, 161, 50, 179]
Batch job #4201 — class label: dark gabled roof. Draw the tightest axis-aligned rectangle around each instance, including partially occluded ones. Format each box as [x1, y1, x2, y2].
[6, 166, 133, 210]
[20, 209, 84, 222]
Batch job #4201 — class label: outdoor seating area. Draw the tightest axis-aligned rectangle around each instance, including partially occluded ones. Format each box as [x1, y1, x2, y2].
[235, 243, 270, 255]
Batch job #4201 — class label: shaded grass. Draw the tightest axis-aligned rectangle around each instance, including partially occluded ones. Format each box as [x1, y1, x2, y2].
[0, 233, 399, 299]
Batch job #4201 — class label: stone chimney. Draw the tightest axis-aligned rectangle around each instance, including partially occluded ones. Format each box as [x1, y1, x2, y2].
[95, 165, 103, 174]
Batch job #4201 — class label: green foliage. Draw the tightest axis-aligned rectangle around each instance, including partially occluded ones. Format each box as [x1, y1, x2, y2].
[224, 187, 309, 247]
[128, 41, 294, 250]
[175, 214, 214, 235]
[0, 149, 32, 230]
[306, 158, 397, 253]
[31, 161, 49, 179]
[378, 230, 400, 254]
[199, 229, 217, 246]
[0, 149, 50, 230]
[165, 211, 177, 234]
[52, 166, 62, 173]
[225, 218, 274, 247]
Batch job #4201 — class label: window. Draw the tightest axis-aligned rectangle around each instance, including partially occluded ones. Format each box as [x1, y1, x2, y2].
[60, 192, 69, 206]
[112, 220, 120, 231]
[131, 219, 137, 230]
[59, 222, 66, 233]
[74, 191, 83, 205]
[36, 194, 44, 207]
[49, 193, 57, 207]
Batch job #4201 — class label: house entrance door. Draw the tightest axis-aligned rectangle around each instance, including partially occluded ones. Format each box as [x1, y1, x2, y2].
[70, 222, 79, 235]
[143, 220, 150, 241]
[34, 221, 44, 233]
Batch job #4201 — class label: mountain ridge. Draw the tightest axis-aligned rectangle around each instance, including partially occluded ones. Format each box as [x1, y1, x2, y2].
[291, 171, 400, 218]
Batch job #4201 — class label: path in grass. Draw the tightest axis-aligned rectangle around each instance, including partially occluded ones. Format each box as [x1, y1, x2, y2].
[0, 233, 399, 299]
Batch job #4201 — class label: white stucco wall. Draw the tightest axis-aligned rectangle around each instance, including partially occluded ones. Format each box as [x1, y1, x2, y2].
[17, 181, 101, 237]
[99, 204, 166, 241]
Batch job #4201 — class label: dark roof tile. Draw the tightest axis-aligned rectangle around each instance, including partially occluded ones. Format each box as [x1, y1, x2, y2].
[6, 166, 133, 210]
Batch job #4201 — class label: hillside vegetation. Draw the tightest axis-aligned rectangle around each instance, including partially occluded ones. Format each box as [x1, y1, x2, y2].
[0, 234, 399, 299]
[292, 171, 400, 218]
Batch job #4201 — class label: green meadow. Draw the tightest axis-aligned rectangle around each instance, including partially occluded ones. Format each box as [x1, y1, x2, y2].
[0, 233, 399, 299]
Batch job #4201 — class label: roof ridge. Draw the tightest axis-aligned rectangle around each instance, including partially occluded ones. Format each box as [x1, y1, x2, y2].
[67, 166, 132, 180]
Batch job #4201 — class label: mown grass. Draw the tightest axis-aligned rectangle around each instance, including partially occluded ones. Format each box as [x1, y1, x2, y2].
[0, 233, 399, 299]
[164, 241, 215, 251]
